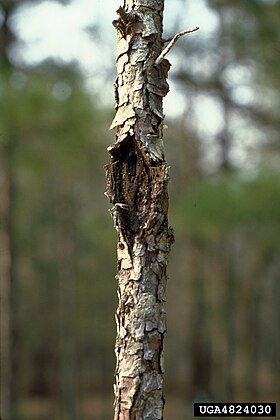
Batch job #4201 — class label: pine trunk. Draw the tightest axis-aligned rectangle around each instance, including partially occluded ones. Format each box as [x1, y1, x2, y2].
[105, 1, 174, 419]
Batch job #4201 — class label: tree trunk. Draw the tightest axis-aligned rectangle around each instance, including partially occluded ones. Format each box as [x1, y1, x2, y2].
[0, 7, 17, 417]
[54, 182, 79, 420]
[105, 1, 174, 419]
[0, 156, 12, 420]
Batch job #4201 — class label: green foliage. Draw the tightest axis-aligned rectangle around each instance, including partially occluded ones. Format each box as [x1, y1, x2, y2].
[1, 58, 116, 399]
[174, 172, 280, 234]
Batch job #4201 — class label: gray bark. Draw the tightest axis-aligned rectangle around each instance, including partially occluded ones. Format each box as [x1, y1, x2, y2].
[105, 1, 174, 419]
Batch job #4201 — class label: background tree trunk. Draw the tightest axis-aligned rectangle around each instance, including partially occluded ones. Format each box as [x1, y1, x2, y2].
[1, 6, 17, 418]
[0, 155, 12, 420]
[105, 1, 174, 419]
[53, 180, 79, 419]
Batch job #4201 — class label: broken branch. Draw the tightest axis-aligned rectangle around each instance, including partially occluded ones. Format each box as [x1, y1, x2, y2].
[155, 26, 199, 66]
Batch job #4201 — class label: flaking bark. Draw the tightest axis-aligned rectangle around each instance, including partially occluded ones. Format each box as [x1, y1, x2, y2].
[105, 1, 174, 419]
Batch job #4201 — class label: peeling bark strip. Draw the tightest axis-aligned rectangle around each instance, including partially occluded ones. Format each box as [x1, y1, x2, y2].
[105, 1, 174, 419]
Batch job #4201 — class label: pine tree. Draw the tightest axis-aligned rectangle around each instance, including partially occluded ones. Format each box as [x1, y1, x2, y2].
[104, 1, 196, 418]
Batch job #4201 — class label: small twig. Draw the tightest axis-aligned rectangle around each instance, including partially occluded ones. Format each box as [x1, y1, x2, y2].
[155, 26, 199, 66]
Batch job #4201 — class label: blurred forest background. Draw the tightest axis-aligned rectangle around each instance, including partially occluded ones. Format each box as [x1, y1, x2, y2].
[1, 0, 280, 419]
